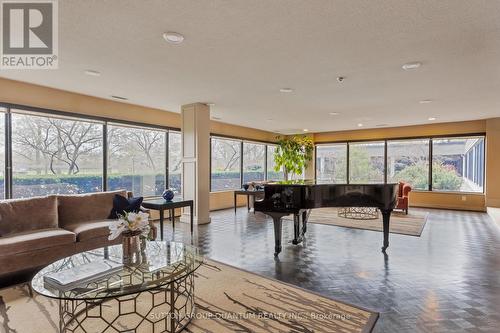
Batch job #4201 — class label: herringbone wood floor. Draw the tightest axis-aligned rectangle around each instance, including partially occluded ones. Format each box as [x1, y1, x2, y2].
[3, 207, 498, 332]
[164, 207, 500, 333]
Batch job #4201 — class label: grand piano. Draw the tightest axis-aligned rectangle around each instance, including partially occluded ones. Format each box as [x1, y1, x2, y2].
[254, 180, 399, 256]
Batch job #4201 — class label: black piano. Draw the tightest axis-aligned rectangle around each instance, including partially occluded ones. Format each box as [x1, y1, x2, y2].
[254, 180, 399, 256]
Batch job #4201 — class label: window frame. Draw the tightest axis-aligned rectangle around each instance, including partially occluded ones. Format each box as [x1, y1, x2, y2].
[0, 102, 180, 199]
[209, 135, 279, 193]
[314, 133, 486, 194]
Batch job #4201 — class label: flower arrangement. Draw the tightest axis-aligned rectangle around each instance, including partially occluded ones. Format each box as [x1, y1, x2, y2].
[108, 211, 150, 241]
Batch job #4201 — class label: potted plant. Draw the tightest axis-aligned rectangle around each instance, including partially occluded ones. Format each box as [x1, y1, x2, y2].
[273, 135, 314, 181]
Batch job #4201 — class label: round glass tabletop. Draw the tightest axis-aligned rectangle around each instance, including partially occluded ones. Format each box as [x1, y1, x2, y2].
[31, 241, 203, 301]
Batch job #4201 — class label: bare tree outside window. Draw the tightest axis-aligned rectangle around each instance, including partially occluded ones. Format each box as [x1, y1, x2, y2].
[107, 124, 166, 197]
[211, 138, 241, 191]
[242, 142, 265, 184]
[168, 131, 182, 194]
[11, 112, 103, 198]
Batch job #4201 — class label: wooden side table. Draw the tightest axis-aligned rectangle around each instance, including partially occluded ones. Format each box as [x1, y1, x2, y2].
[142, 198, 194, 240]
[233, 189, 264, 214]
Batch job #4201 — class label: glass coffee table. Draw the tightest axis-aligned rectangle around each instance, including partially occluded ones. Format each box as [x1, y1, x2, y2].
[31, 241, 203, 333]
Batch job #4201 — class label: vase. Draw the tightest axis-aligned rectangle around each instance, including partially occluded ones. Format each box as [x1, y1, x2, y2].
[162, 189, 175, 202]
[122, 231, 142, 265]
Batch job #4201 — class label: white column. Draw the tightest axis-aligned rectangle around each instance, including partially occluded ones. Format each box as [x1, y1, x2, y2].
[180, 103, 211, 225]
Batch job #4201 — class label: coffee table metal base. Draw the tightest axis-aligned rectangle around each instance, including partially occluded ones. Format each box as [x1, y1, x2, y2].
[58, 273, 195, 333]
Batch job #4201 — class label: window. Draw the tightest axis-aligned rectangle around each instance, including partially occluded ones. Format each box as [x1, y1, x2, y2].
[432, 137, 484, 192]
[242, 142, 265, 184]
[387, 139, 430, 190]
[0, 111, 4, 199]
[11, 112, 103, 198]
[168, 131, 182, 195]
[266, 145, 284, 181]
[349, 141, 385, 184]
[316, 144, 347, 183]
[107, 124, 166, 197]
[211, 138, 241, 191]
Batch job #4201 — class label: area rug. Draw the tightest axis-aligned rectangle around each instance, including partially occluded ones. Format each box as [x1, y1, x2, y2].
[0, 260, 377, 333]
[285, 208, 427, 237]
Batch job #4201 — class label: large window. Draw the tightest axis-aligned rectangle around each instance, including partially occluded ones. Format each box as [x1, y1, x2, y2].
[11, 112, 103, 198]
[387, 139, 429, 190]
[0, 105, 181, 200]
[107, 124, 166, 197]
[314, 135, 485, 193]
[211, 138, 241, 191]
[432, 137, 484, 193]
[349, 141, 385, 184]
[316, 144, 347, 184]
[168, 131, 182, 195]
[266, 145, 284, 181]
[242, 142, 265, 184]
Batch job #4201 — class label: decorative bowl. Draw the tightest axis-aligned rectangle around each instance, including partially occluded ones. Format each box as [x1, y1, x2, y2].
[162, 189, 175, 201]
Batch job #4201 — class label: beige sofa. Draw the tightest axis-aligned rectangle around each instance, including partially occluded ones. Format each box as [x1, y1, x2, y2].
[0, 190, 128, 278]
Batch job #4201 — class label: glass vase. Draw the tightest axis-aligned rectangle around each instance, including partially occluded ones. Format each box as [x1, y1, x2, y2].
[122, 231, 142, 265]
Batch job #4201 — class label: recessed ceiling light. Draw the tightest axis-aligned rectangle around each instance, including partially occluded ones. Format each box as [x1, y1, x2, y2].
[163, 31, 185, 44]
[419, 99, 433, 104]
[357, 123, 364, 127]
[279, 88, 294, 93]
[111, 95, 128, 101]
[428, 117, 436, 121]
[211, 116, 222, 120]
[329, 112, 340, 116]
[303, 129, 309, 132]
[402, 62, 422, 71]
[84, 69, 101, 77]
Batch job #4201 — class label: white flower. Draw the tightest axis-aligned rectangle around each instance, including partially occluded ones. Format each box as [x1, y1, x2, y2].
[108, 219, 126, 240]
[108, 211, 150, 240]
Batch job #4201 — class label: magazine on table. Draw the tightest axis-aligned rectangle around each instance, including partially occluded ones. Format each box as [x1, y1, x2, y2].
[44, 259, 123, 291]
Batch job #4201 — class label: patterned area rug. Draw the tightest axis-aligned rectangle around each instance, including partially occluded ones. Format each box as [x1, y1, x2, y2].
[285, 208, 427, 237]
[0, 260, 377, 333]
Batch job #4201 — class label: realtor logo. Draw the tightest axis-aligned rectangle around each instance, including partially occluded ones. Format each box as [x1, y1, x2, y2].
[1, 0, 58, 69]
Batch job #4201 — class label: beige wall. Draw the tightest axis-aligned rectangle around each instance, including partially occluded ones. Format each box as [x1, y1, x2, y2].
[314, 120, 486, 143]
[0, 78, 276, 211]
[486, 118, 500, 207]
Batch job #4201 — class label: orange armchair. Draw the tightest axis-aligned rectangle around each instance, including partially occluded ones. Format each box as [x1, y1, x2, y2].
[396, 182, 412, 214]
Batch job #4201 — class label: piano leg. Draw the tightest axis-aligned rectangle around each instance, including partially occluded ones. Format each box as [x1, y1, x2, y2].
[301, 210, 309, 236]
[292, 213, 302, 245]
[268, 213, 286, 256]
[381, 209, 392, 252]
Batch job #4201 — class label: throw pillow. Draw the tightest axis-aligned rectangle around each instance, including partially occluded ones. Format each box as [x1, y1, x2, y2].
[108, 195, 143, 219]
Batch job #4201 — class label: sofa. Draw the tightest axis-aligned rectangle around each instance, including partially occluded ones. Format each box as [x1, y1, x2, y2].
[396, 181, 412, 214]
[0, 190, 129, 279]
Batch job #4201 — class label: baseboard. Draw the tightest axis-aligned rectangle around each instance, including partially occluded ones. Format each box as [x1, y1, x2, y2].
[411, 203, 486, 212]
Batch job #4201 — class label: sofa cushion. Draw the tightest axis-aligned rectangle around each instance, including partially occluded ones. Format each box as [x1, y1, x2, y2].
[0, 196, 58, 237]
[0, 228, 76, 257]
[57, 190, 127, 227]
[64, 220, 115, 242]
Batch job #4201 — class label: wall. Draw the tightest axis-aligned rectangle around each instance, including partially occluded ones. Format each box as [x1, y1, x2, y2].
[314, 120, 489, 212]
[0, 78, 276, 211]
[485, 118, 500, 207]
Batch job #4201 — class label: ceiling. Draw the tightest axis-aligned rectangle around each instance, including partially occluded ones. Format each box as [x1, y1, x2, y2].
[1, 0, 500, 134]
